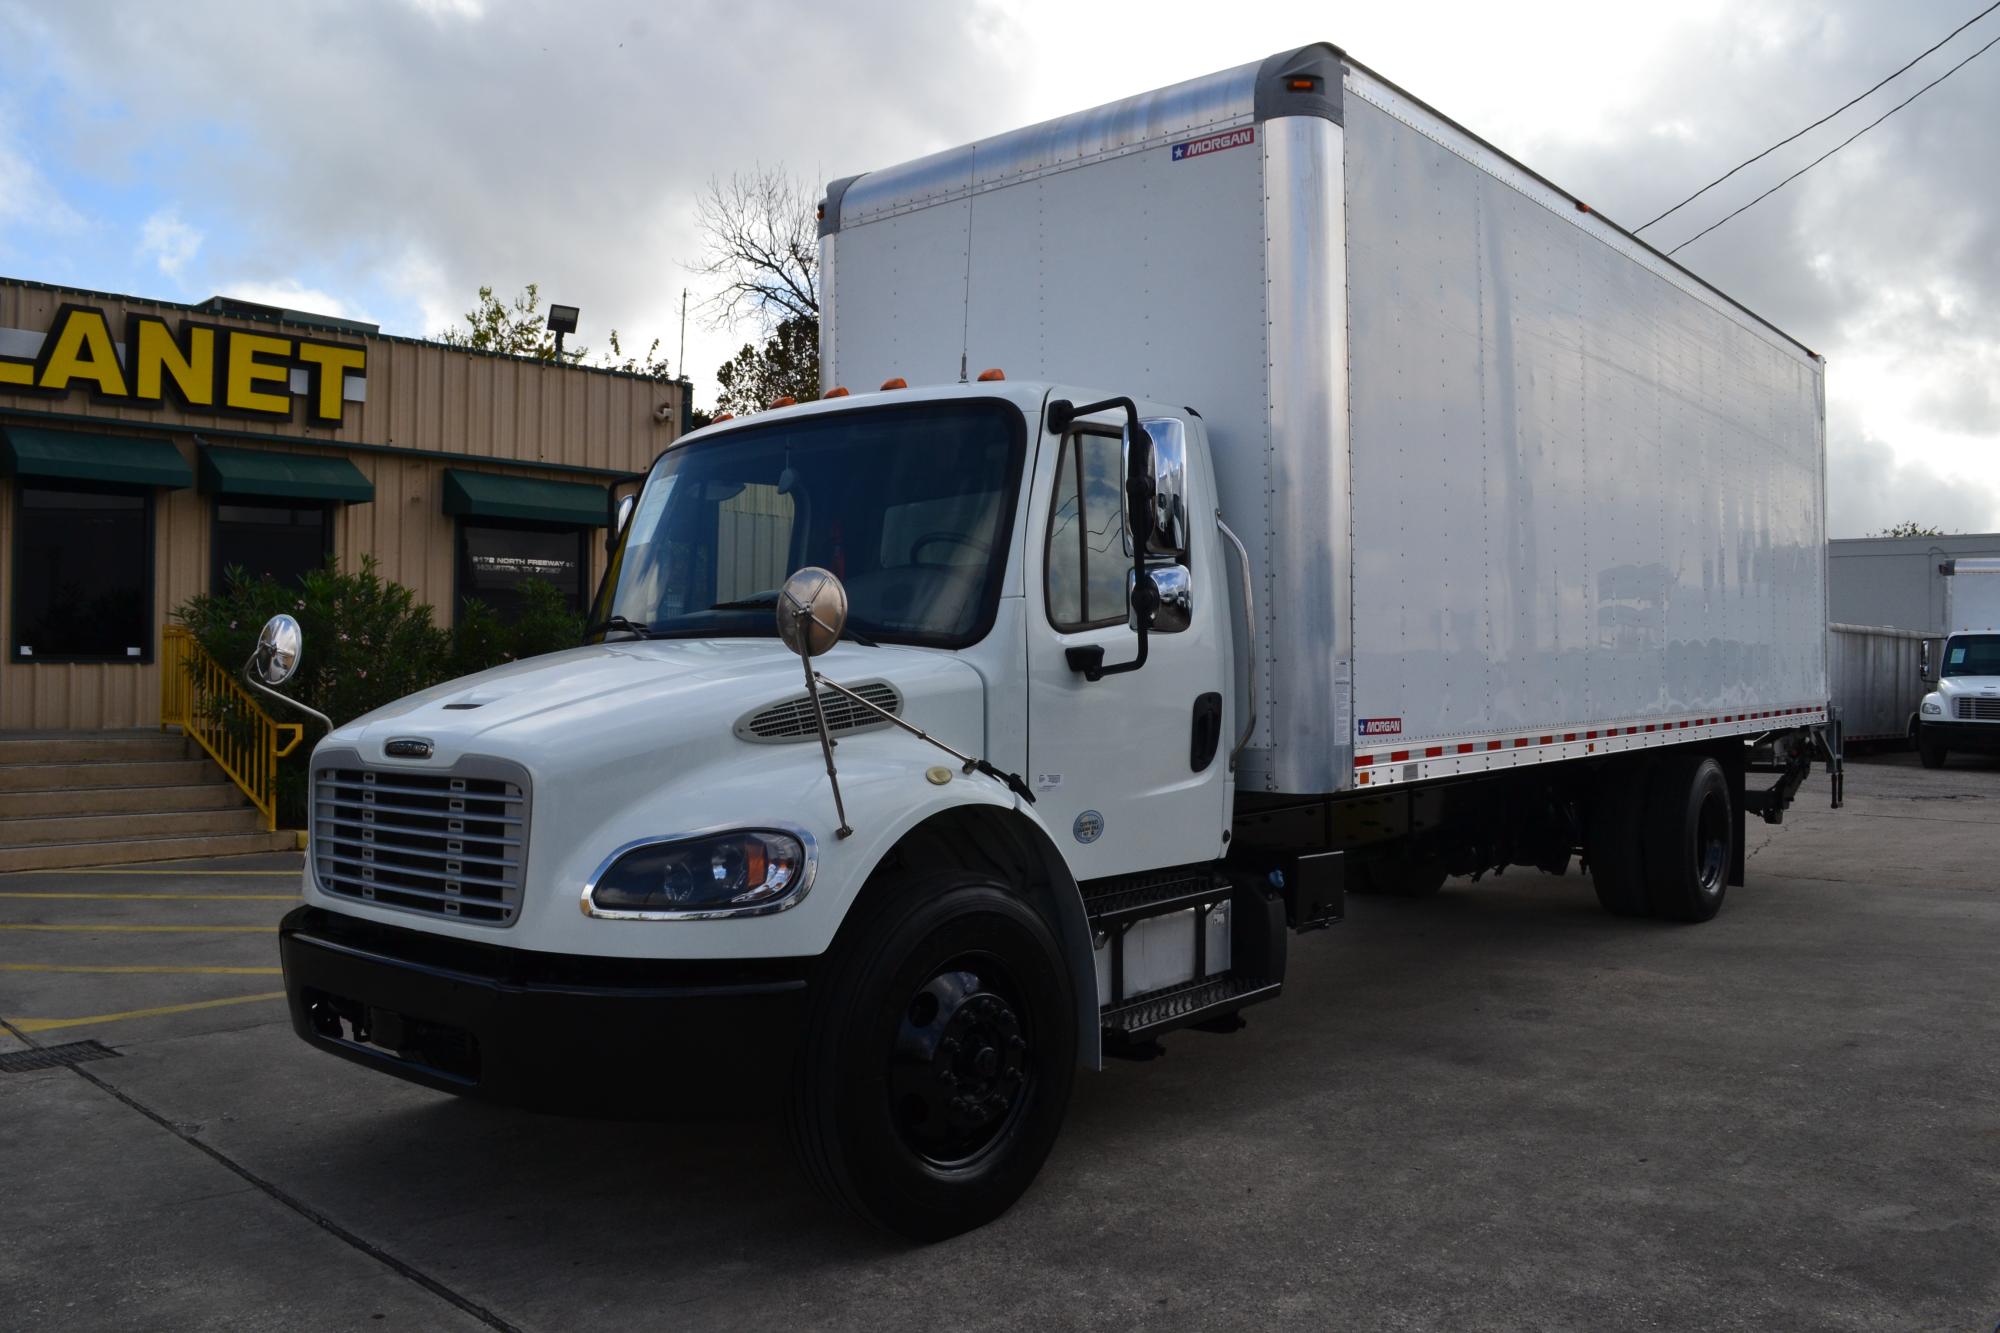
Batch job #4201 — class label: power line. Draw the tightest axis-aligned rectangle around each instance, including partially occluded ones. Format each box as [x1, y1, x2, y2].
[1635, 0, 2000, 234]
[1668, 29, 2000, 256]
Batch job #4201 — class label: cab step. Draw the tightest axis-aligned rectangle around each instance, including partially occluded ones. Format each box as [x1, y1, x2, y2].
[1083, 864, 1229, 927]
[1101, 972, 1282, 1043]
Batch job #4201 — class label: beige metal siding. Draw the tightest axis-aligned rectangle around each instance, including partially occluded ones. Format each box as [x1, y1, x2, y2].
[0, 279, 681, 730]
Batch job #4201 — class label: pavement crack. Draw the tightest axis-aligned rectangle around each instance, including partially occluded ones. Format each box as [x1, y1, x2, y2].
[0, 1012, 522, 1333]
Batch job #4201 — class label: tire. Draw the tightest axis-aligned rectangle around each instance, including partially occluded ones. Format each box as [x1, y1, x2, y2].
[1918, 726, 1948, 769]
[1350, 857, 1448, 897]
[1641, 754, 1733, 924]
[1587, 761, 1654, 918]
[787, 873, 1076, 1241]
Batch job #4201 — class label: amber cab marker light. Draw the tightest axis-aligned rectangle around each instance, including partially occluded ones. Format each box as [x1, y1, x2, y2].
[824, 386, 850, 398]
[1287, 77, 1318, 91]
[711, 412, 734, 423]
[768, 395, 797, 409]
[880, 376, 908, 390]
[977, 368, 1006, 382]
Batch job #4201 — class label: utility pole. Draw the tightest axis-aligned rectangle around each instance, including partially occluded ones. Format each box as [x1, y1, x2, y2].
[677, 288, 688, 381]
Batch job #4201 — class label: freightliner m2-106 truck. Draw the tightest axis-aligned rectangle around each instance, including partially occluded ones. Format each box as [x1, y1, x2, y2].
[273, 44, 1841, 1238]
[1917, 558, 2000, 766]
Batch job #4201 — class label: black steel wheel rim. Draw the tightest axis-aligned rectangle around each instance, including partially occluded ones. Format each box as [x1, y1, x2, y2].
[887, 953, 1034, 1169]
[1695, 789, 1729, 896]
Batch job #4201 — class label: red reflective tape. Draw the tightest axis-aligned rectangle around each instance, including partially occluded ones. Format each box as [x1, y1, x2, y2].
[1390, 751, 1410, 762]
[1514, 738, 1530, 747]
[1424, 746, 1443, 758]
[1355, 755, 1374, 766]
[1563, 733, 1576, 742]
[1586, 730, 1597, 739]
[1457, 743, 1475, 754]
[1487, 740, 1503, 751]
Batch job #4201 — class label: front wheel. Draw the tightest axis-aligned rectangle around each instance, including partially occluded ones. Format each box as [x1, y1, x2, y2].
[787, 874, 1076, 1241]
[1918, 725, 1948, 769]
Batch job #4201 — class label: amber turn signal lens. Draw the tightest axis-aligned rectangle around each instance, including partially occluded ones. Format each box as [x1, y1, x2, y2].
[824, 386, 850, 398]
[768, 395, 796, 408]
[977, 368, 1005, 382]
[880, 377, 908, 390]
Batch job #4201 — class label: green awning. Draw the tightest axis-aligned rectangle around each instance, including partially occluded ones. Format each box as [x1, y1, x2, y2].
[1, 426, 193, 490]
[199, 445, 373, 503]
[442, 468, 607, 527]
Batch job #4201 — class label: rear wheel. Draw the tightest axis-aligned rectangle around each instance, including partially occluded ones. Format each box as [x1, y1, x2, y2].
[1587, 761, 1653, 918]
[1918, 725, 1948, 769]
[787, 874, 1076, 1241]
[1642, 754, 1733, 923]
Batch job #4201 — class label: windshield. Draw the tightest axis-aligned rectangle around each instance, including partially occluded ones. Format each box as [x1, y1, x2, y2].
[598, 400, 1025, 648]
[1942, 634, 2000, 678]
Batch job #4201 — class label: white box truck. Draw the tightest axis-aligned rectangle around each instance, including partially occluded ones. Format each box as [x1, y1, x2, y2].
[1916, 557, 2000, 765]
[273, 43, 1841, 1239]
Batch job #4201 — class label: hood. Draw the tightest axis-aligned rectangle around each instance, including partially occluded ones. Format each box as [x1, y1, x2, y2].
[324, 637, 988, 776]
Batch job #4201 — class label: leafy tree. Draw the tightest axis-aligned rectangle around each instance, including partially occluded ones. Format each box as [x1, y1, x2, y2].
[713, 316, 819, 416]
[1872, 522, 1948, 537]
[435, 283, 583, 362]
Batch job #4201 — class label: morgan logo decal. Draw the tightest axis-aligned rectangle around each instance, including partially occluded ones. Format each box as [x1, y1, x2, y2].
[1171, 126, 1255, 162]
[1357, 717, 1402, 737]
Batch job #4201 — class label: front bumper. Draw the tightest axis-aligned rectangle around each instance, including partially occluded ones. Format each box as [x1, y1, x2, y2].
[1922, 721, 2000, 754]
[279, 906, 810, 1116]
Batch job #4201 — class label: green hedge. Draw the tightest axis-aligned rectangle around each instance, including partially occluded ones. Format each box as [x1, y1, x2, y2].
[174, 558, 585, 826]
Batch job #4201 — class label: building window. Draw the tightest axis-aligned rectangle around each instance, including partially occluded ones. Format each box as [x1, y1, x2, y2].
[456, 519, 589, 622]
[212, 501, 330, 590]
[12, 484, 153, 663]
[1044, 429, 1130, 632]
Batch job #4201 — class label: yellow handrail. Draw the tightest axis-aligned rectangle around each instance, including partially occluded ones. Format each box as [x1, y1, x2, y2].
[160, 625, 307, 832]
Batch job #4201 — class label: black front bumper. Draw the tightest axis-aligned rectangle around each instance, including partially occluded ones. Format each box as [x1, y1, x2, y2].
[1923, 721, 2000, 754]
[279, 906, 810, 1116]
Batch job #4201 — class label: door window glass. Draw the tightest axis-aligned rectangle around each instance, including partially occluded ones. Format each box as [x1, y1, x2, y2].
[1045, 431, 1128, 631]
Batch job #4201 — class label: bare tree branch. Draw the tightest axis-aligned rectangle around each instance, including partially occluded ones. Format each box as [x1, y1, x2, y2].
[688, 167, 819, 333]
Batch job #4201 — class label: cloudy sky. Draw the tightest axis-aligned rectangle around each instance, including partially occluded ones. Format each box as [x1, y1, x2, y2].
[3, 0, 1996, 536]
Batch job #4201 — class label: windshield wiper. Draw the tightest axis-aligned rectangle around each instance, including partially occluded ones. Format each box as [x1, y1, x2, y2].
[706, 594, 779, 611]
[585, 615, 652, 639]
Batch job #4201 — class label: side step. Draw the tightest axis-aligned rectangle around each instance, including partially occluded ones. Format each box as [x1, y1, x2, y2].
[1102, 972, 1283, 1044]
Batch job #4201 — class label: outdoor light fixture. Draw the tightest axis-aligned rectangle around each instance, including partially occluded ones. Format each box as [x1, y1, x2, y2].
[547, 302, 580, 358]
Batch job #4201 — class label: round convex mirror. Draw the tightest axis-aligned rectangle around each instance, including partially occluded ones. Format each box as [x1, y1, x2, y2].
[775, 566, 848, 658]
[254, 614, 304, 686]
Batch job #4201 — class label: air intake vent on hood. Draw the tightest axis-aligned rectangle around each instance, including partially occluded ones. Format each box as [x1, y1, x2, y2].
[737, 681, 902, 743]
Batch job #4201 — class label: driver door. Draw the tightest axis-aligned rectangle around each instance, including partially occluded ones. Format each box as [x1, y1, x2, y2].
[1024, 402, 1233, 879]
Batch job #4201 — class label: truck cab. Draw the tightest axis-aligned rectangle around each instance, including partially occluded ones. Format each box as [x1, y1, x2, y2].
[279, 379, 1265, 1240]
[1917, 558, 2000, 766]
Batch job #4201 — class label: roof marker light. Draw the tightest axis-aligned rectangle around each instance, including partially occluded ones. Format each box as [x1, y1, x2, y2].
[711, 412, 734, 423]
[824, 386, 850, 398]
[977, 368, 1006, 382]
[768, 395, 797, 408]
[1287, 77, 1319, 91]
[880, 377, 907, 390]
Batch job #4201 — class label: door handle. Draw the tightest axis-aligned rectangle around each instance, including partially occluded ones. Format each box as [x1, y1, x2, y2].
[1190, 691, 1223, 772]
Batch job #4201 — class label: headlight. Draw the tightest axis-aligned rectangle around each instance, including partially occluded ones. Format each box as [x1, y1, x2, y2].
[1922, 699, 1943, 716]
[584, 829, 813, 919]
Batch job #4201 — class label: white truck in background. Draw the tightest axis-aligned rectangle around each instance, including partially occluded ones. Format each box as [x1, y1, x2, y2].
[1917, 558, 2000, 766]
[271, 43, 1842, 1240]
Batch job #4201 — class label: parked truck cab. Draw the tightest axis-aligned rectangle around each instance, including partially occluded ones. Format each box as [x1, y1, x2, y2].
[276, 42, 1841, 1240]
[1916, 557, 2000, 767]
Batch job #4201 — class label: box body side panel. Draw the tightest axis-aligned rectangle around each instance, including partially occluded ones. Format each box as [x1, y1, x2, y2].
[1342, 87, 1827, 768]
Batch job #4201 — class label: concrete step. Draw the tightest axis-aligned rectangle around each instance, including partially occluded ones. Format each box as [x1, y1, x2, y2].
[0, 733, 192, 765]
[0, 806, 267, 848]
[3, 784, 250, 818]
[0, 830, 299, 873]
[0, 758, 216, 793]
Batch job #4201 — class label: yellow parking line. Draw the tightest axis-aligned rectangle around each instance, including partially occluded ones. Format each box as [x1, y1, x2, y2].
[0, 892, 296, 901]
[0, 964, 283, 976]
[11, 991, 287, 1034]
[0, 924, 275, 934]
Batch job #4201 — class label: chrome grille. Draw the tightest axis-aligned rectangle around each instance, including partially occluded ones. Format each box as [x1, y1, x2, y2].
[1955, 696, 2000, 721]
[736, 681, 901, 742]
[312, 754, 529, 926]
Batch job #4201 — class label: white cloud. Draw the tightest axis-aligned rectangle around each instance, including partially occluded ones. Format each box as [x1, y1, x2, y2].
[138, 208, 202, 278]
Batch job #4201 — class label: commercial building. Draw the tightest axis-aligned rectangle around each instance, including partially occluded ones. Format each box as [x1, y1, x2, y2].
[0, 277, 686, 730]
[1829, 532, 2000, 632]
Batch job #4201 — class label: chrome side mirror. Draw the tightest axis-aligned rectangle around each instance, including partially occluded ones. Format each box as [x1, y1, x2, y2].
[1137, 418, 1189, 559]
[776, 566, 848, 658]
[608, 491, 638, 553]
[1130, 565, 1192, 634]
[1919, 639, 1934, 683]
[253, 614, 303, 685]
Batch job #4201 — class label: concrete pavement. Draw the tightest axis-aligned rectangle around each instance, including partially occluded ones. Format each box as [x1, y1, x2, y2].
[2, 756, 1995, 1331]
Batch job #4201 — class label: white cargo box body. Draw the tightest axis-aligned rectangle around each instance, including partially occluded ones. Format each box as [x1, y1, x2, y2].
[821, 43, 1829, 795]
